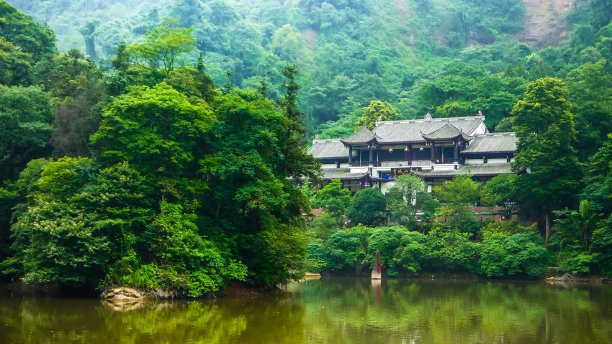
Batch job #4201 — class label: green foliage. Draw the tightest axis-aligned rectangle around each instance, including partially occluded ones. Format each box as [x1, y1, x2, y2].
[346, 188, 387, 226]
[385, 174, 426, 227]
[324, 226, 368, 272]
[511, 78, 582, 237]
[434, 174, 480, 233]
[0, 85, 53, 180]
[565, 59, 612, 159]
[478, 231, 549, 277]
[129, 18, 197, 76]
[313, 180, 351, 222]
[141, 201, 246, 296]
[591, 217, 612, 277]
[0, 2, 56, 63]
[205, 81, 317, 286]
[581, 134, 612, 215]
[424, 225, 477, 272]
[1, 157, 105, 284]
[0, 37, 32, 86]
[557, 251, 597, 276]
[92, 82, 216, 199]
[367, 226, 428, 276]
[355, 100, 400, 130]
[34, 49, 106, 156]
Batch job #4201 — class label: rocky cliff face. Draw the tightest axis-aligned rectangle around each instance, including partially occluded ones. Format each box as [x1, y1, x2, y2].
[515, 0, 575, 48]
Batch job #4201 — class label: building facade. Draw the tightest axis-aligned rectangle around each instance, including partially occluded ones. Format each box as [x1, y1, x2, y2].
[307, 114, 518, 192]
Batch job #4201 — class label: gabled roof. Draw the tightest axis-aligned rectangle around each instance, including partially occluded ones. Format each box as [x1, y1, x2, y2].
[370, 116, 485, 144]
[414, 164, 513, 178]
[461, 132, 517, 154]
[307, 139, 349, 159]
[341, 127, 380, 145]
[321, 169, 385, 181]
[421, 122, 472, 141]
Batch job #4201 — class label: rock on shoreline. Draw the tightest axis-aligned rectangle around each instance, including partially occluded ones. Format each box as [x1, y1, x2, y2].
[546, 273, 611, 285]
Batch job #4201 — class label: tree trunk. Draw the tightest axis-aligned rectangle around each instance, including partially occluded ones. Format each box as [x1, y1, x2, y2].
[545, 212, 551, 243]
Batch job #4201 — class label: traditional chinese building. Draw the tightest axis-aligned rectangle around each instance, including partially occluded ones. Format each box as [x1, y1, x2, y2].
[307, 113, 518, 192]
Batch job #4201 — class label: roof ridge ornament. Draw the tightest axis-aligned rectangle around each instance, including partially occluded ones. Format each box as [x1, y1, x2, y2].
[425, 112, 432, 121]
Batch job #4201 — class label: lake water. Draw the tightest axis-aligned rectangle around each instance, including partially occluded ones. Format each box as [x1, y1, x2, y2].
[1, 278, 610, 344]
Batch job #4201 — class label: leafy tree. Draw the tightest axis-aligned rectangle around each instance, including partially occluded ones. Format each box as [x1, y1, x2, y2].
[0, 86, 53, 181]
[581, 134, 612, 215]
[478, 231, 549, 277]
[511, 78, 582, 242]
[355, 100, 400, 130]
[423, 224, 477, 272]
[481, 173, 518, 219]
[0, 2, 56, 63]
[323, 225, 368, 273]
[385, 174, 426, 226]
[136, 201, 246, 297]
[207, 87, 316, 286]
[314, 179, 351, 223]
[367, 226, 428, 276]
[566, 59, 612, 159]
[591, 217, 612, 277]
[0, 37, 32, 86]
[346, 188, 386, 226]
[0, 157, 105, 284]
[433, 174, 480, 233]
[164, 65, 218, 103]
[91, 82, 216, 199]
[0, 158, 48, 263]
[129, 18, 197, 76]
[278, 65, 320, 180]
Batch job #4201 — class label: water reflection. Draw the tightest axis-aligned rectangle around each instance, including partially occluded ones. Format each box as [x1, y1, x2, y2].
[292, 278, 612, 344]
[0, 279, 610, 344]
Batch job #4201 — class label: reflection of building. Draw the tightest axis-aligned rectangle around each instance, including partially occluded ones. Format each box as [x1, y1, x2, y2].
[307, 114, 517, 192]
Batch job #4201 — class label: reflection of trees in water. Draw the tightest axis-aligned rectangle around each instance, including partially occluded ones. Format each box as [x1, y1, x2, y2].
[295, 278, 612, 344]
[0, 294, 306, 344]
[0, 281, 610, 343]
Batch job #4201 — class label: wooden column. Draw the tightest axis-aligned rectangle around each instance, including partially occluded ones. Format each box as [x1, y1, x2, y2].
[430, 142, 436, 161]
[454, 139, 459, 161]
[348, 146, 352, 165]
[368, 145, 373, 165]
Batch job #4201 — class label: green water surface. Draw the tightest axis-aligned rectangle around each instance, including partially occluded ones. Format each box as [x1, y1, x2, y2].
[0, 278, 610, 343]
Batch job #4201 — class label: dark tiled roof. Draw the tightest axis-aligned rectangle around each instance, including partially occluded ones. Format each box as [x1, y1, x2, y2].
[341, 127, 380, 145]
[461, 132, 517, 154]
[321, 169, 384, 181]
[307, 139, 349, 159]
[421, 122, 472, 141]
[371, 116, 485, 143]
[414, 164, 513, 178]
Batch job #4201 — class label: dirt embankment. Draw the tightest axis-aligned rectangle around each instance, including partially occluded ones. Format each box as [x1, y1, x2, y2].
[515, 0, 575, 48]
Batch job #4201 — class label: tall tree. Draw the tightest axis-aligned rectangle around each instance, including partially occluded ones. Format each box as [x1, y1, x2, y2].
[346, 188, 387, 226]
[278, 65, 320, 180]
[385, 174, 427, 226]
[129, 18, 197, 77]
[0, 86, 53, 181]
[0, 2, 56, 63]
[91, 82, 216, 201]
[433, 174, 480, 234]
[314, 179, 351, 224]
[511, 78, 582, 242]
[355, 100, 401, 130]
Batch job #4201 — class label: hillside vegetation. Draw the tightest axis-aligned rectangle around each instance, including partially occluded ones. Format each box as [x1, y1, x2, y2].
[10, 0, 606, 137]
[0, 0, 610, 292]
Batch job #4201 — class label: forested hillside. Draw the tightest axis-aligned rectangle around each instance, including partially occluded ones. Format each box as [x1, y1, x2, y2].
[0, 0, 611, 292]
[10, 0, 609, 138]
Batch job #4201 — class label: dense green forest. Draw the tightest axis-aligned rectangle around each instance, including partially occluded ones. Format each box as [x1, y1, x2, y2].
[9, 0, 607, 136]
[0, 0, 611, 295]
